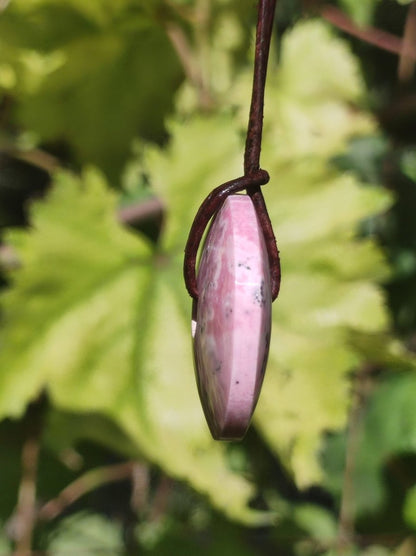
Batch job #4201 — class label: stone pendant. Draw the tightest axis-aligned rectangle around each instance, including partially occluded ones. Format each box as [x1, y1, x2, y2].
[192, 194, 272, 440]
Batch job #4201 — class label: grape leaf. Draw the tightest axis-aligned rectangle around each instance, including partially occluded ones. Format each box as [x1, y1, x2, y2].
[0, 169, 265, 525]
[253, 21, 392, 486]
[144, 21, 392, 487]
[0, 20, 395, 519]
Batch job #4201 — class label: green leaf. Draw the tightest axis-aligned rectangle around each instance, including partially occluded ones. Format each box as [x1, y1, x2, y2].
[323, 373, 416, 517]
[46, 512, 124, 555]
[346, 330, 416, 372]
[253, 21, 392, 487]
[0, 1, 182, 183]
[338, 0, 411, 25]
[142, 93, 388, 490]
[0, 168, 266, 525]
[139, 113, 244, 251]
[0, 524, 12, 555]
[400, 148, 416, 182]
[139, 514, 259, 556]
[137, 22, 393, 481]
[293, 504, 337, 544]
[0, 19, 396, 519]
[1, 169, 148, 414]
[43, 408, 141, 461]
[338, 0, 380, 25]
[404, 485, 416, 530]
[332, 135, 388, 185]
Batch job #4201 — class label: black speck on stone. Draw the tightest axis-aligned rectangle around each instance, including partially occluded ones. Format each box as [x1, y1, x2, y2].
[238, 260, 251, 270]
[254, 280, 266, 307]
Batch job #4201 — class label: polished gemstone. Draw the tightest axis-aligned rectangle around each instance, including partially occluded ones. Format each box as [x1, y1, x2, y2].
[192, 194, 272, 440]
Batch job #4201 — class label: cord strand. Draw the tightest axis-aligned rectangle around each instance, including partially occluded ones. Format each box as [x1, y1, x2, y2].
[184, 0, 280, 301]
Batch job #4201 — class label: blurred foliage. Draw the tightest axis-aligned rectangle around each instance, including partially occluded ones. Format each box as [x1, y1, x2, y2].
[339, 0, 380, 26]
[1, 0, 416, 554]
[0, 0, 183, 183]
[46, 512, 124, 555]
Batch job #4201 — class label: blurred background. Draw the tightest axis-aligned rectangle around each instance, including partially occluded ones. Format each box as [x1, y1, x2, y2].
[1, 0, 416, 554]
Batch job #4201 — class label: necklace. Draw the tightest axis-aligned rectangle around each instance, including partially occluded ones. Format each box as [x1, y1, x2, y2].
[184, 0, 281, 440]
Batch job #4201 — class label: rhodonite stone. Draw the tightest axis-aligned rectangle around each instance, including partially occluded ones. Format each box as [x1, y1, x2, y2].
[192, 194, 272, 440]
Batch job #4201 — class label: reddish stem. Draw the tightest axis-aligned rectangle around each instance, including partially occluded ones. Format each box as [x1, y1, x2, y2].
[398, 1, 416, 82]
[322, 5, 416, 59]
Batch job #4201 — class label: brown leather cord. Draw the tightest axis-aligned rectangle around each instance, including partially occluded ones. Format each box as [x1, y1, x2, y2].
[183, 0, 280, 301]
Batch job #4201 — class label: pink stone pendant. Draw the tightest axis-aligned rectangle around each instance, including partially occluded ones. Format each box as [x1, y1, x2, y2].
[192, 194, 272, 441]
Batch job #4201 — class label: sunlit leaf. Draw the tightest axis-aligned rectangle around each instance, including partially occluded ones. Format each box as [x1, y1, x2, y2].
[254, 21, 391, 486]
[0, 169, 264, 524]
[140, 94, 390, 484]
[0, 19, 398, 520]
[47, 512, 124, 555]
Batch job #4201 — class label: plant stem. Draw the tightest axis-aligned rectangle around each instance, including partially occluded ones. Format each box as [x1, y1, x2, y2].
[12, 437, 40, 556]
[117, 197, 164, 228]
[148, 475, 173, 523]
[8, 400, 45, 556]
[194, 0, 212, 108]
[164, 14, 214, 110]
[14, 148, 59, 173]
[130, 462, 150, 514]
[38, 461, 136, 522]
[322, 5, 416, 59]
[398, 1, 416, 82]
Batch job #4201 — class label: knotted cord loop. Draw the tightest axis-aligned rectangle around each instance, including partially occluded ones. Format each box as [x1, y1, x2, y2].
[183, 0, 280, 301]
